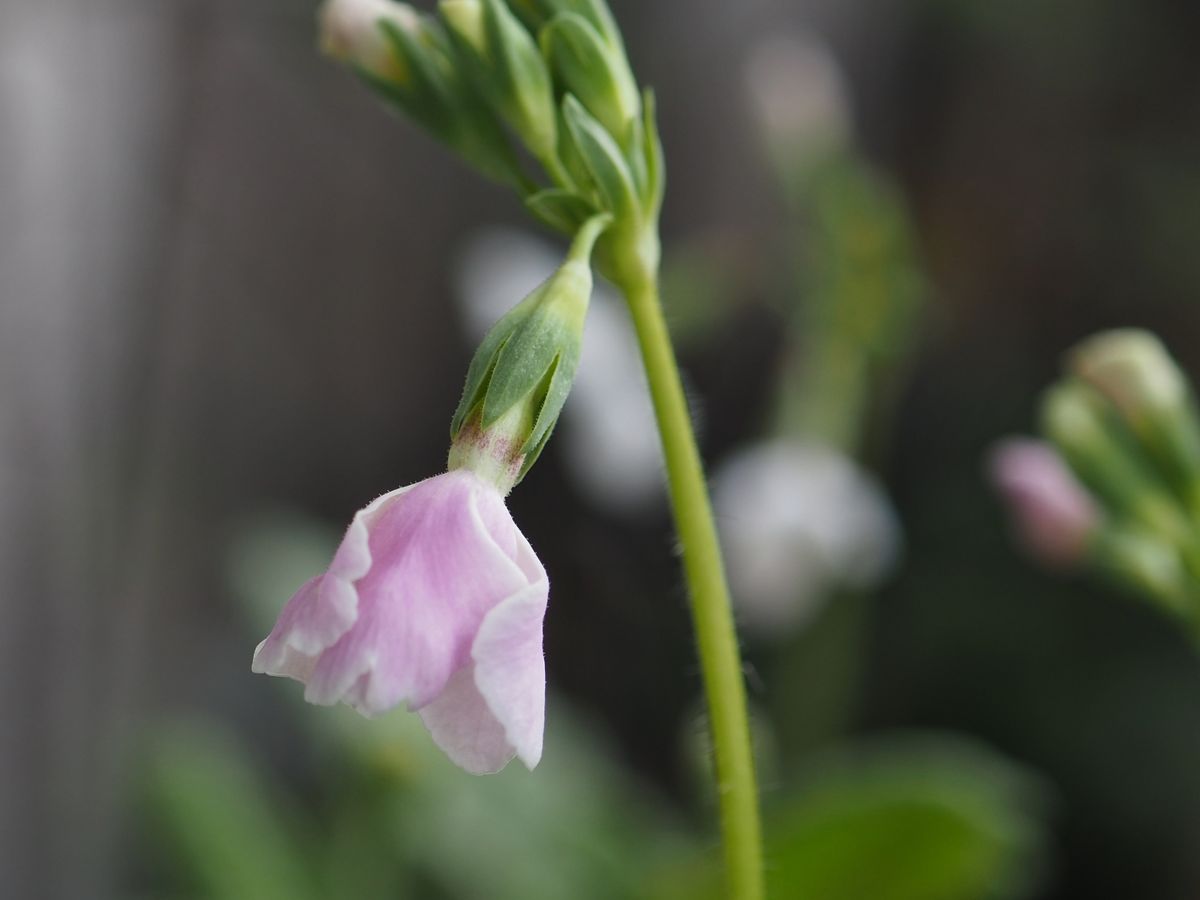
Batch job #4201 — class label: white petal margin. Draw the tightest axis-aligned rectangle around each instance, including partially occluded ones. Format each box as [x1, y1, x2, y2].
[251, 484, 413, 679]
[418, 580, 549, 774]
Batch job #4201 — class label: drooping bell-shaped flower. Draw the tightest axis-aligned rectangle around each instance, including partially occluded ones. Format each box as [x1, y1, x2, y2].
[252, 470, 548, 774]
[252, 216, 608, 774]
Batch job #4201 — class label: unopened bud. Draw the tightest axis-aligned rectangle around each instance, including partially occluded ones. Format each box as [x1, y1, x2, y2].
[1071, 329, 1187, 425]
[540, 12, 640, 143]
[440, 0, 558, 161]
[449, 214, 610, 492]
[319, 0, 417, 84]
[989, 438, 1100, 568]
[1042, 382, 1191, 545]
[320, 0, 527, 188]
[1069, 330, 1200, 505]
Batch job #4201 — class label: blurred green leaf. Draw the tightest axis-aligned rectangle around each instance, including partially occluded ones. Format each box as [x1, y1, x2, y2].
[768, 735, 1047, 900]
[319, 698, 691, 900]
[144, 723, 321, 900]
[654, 734, 1047, 900]
[225, 509, 340, 636]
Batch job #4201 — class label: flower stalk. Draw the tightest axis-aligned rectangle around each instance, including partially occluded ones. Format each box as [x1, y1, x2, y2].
[618, 264, 764, 900]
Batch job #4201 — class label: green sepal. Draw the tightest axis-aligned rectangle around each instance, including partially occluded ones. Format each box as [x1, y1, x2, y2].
[450, 215, 609, 489]
[561, 93, 637, 219]
[506, 0, 622, 47]
[552, 0, 623, 50]
[518, 350, 575, 476]
[483, 0, 558, 158]
[372, 17, 459, 139]
[525, 188, 599, 234]
[449, 262, 590, 448]
[539, 12, 639, 145]
[639, 88, 665, 219]
[450, 290, 537, 438]
[481, 295, 576, 429]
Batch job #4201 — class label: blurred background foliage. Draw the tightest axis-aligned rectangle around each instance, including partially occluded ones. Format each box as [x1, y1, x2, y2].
[3, 0, 1200, 898]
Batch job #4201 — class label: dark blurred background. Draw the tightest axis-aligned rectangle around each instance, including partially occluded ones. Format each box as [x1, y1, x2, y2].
[3, 0, 1200, 898]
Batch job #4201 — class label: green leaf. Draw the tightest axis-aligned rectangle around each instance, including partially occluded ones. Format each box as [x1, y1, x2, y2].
[767, 736, 1048, 900]
[143, 723, 321, 900]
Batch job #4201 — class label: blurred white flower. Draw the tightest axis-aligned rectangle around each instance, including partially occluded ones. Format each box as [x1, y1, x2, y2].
[713, 439, 901, 635]
[744, 30, 852, 168]
[455, 229, 663, 513]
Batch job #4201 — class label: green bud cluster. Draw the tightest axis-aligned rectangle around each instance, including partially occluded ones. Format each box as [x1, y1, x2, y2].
[1037, 329, 1200, 626]
[321, 0, 663, 289]
[447, 214, 610, 493]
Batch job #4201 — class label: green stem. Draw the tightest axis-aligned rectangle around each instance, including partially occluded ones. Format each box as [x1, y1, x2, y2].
[620, 268, 764, 900]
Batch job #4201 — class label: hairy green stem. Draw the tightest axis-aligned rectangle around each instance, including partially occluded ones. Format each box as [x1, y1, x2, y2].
[619, 268, 764, 900]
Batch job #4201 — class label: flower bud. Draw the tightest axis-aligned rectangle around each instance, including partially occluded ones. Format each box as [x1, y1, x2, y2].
[1093, 526, 1193, 618]
[506, 0, 624, 47]
[988, 438, 1100, 568]
[1041, 382, 1189, 544]
[319, 0, 418, 84]
[439, 0, 558, 162]
[540, 12, 640, 144]
[449, 214, 610, 492]
[319, 0, 525, 187]
[1071, 329, 1187, 424]
[1069, 329, 1200, 503]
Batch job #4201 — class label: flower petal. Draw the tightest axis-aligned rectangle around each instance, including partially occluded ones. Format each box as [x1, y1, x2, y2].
[305, 471, 535, 713]
[471, 579, 549, 770]
[251, 485, 413, 680]
[418, 664, 515, 774]
[251, 575, 343, 679]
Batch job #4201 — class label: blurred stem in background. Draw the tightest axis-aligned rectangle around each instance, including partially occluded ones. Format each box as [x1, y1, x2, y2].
[725, 31, 926, 757]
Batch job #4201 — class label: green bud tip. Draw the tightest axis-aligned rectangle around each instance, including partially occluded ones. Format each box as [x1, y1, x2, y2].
[438, 0, 486, 55]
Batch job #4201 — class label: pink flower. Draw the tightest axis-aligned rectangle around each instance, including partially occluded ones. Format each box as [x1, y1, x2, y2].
[252, 469, 548, 774]
[988, 438, 1100, 568]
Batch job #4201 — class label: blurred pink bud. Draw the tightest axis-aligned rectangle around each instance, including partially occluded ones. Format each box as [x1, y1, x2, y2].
[252, 469, 548, 774]
[989, 438, 1100, 568]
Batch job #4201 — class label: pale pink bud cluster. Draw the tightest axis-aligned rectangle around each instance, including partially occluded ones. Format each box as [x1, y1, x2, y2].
[989, 438, 1100, 568]
[252, 469, 547, 774]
